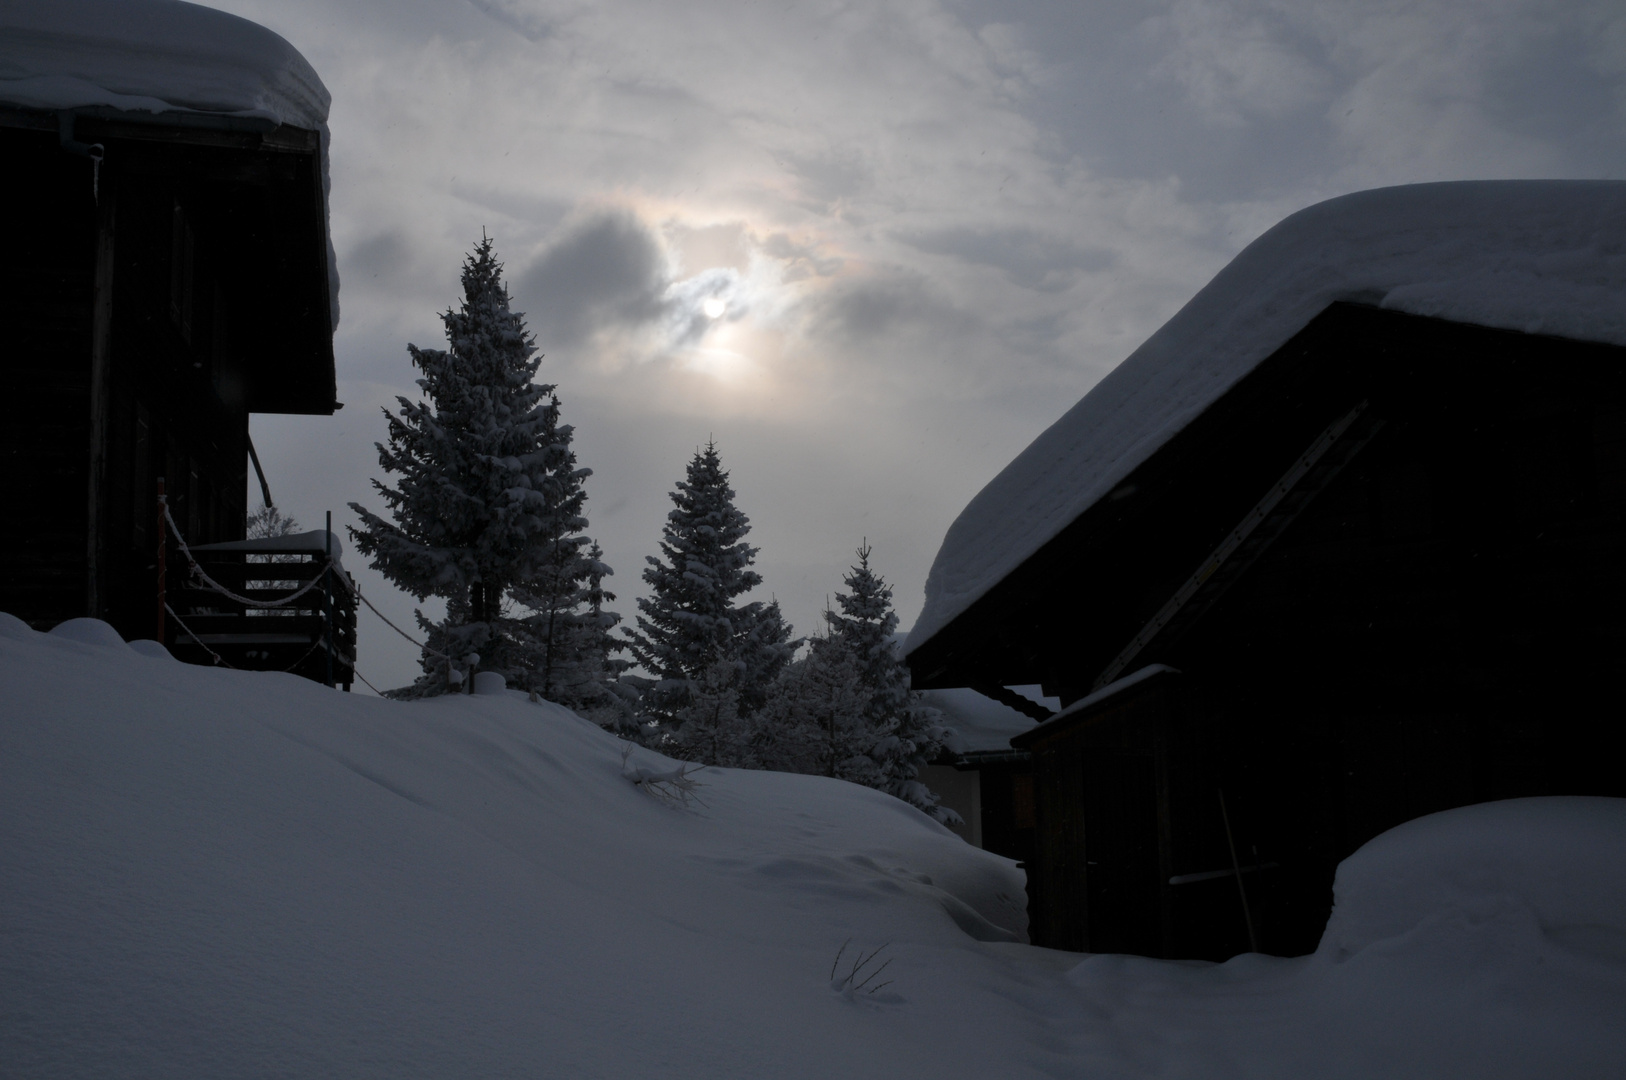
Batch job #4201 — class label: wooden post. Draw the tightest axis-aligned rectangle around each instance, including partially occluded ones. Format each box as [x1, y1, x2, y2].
[154, 477, 167, 645]
[85, 183, 116, 618]
[1218, 788, 1259, 953]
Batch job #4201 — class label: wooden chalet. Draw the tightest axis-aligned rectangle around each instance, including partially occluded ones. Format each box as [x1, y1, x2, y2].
[0, 2, 352, 686]
[905, 182, 1626, 960]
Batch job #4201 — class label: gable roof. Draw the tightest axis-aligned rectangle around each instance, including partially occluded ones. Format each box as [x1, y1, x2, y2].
[906, 181, 1626, 658]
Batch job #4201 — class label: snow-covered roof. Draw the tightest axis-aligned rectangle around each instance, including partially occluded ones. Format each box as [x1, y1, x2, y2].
[1037, 664, 1176, 729]
[907, 181, 1626, 655]
[0, 0, 339, 327]
[922, 686, 1051, 755]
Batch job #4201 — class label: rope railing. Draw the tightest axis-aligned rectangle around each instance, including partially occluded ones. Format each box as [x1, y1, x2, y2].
[160, 501, 357, 686]
[157, 495, 437, 695]
[352, 588, 451, 661]
[164, 600, 233, 668]
[162, 505, 346, 610]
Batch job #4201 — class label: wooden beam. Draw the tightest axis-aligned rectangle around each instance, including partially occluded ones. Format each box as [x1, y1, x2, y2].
[85, 182, 116, 618]
[971, 684, 1056, 722]
[1092, 400, 1382, 690]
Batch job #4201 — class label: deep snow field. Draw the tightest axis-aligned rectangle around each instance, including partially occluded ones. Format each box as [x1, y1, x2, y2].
[4, 615, 1625, 1079]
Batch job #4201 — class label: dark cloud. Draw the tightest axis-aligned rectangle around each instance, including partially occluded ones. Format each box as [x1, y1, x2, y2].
[465, 0, 559, 42]
[896, 226, 1116, 293]
[815, 270, 978, 345]
[345, 230, 414, 287]
[513, 210, 670, 352]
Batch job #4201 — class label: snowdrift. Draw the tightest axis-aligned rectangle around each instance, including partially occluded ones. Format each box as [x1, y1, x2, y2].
[4, 615, 1623, 1078]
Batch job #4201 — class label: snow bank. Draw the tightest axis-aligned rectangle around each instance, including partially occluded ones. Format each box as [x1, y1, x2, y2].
[908, 181, 1626, 653]
[5, 614, 1623, 1078]
[1065, 796, 1626, 1079]
[1320, 796, 1626, 959]
[0, 0, 339, 327]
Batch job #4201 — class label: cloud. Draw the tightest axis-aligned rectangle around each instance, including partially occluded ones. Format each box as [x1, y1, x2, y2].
[513, 209, 671, 354]
[465, 0, 565, 42]
[896, 226, 1116, 293]
[219, 0, 1626, 694]
[1144, 0, 1334, 126]
[344, 230, 414, 288]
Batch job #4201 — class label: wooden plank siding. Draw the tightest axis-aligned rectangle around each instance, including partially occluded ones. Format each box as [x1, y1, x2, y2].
[932, 303, 1626, 960]
[0, 114, 331, 647]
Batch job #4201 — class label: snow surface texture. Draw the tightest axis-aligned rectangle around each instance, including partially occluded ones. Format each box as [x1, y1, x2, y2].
[4, 613, 1625, 1079]
[0, 0, 339, 327]
[908, 181, 1626, 654]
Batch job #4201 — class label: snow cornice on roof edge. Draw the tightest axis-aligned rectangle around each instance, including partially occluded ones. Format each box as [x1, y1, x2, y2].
[0, 0, 339, 329]
[905, 180, 1626, 658]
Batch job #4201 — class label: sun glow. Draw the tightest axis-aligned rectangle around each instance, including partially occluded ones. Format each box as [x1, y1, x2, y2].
[702, 297, 726, 319]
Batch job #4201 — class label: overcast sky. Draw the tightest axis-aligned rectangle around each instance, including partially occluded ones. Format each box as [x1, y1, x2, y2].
[215, 0, 1626, 693]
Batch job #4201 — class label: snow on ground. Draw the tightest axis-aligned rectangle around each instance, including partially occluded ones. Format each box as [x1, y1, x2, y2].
[907, 181, 1626, 653]
[5, 614, 1625, 1078]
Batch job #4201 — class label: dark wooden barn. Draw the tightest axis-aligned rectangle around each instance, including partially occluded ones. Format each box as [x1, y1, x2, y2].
[0, 5, 351, 685]
[905, 182, 1626, 960]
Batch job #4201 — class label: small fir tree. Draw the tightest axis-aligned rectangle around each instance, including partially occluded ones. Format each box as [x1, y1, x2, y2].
[348, 236, 607, 696]
[806, 542, 958, 824]
[624, 441, 796, 748]
[753, 631, 876, 782]
[833, 543, 956, 823]
[514, 542, 631, 712]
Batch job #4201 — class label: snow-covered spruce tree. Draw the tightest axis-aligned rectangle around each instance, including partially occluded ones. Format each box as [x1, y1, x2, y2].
[823, 543, 958, 825]
[514, 542, 633, 715]
[753, 630, 877, 782]
[348, 236, 606, 697]
[623, 441, 796, 754]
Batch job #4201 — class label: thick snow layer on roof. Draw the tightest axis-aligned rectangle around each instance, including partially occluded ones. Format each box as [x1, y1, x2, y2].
[908, 181, 1626, 655]
[923, 685, 1050, 754]
[0, 0, 328, 128]
[5, 613, 1626, 1076]
[0, 0, 339, 328]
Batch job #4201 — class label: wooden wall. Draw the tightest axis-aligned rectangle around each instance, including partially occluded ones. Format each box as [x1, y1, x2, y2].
[0, 125, 249, 639]
[998, 308, 1626, 960]
[0, 128, 99, 628]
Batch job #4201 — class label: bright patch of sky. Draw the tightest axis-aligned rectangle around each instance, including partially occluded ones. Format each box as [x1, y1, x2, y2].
[212, 0, 1626, 691]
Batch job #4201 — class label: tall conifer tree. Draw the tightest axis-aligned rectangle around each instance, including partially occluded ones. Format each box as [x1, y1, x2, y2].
[348, 236, 608, 696]
[625, 441, 796, 749]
